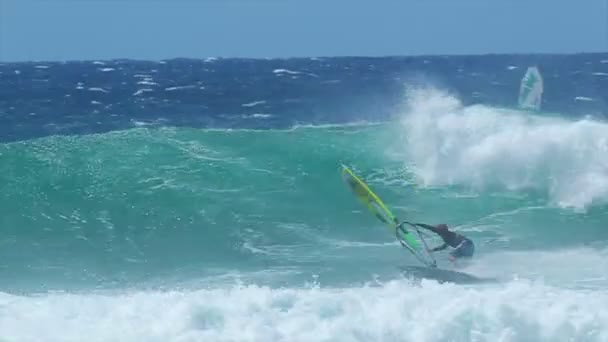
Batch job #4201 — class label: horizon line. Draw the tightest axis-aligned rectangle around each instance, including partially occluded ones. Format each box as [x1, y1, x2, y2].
[2, 50, 608, 65]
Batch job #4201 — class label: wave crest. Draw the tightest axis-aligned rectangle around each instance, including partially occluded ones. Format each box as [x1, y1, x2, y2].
[400, 87, 608, 210]
[2, 279, 607, 342]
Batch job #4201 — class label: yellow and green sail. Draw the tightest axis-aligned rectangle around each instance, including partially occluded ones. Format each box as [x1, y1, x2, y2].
[341, 165, 419, 249]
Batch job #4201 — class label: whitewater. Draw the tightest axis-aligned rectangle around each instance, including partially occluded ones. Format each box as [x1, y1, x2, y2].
[1, 56, 608, 342]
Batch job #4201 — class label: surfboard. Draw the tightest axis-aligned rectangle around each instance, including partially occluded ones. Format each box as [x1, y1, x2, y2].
[341, 165, 435, 267]
[399, 266, 498, 285]
[518, 66, 543, 111]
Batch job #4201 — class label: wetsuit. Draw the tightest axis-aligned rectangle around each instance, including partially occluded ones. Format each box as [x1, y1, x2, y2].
[415, 223, 475, 259]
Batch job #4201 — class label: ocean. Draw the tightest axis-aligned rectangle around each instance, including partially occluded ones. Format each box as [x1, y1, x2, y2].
[1, 54, 608, 341]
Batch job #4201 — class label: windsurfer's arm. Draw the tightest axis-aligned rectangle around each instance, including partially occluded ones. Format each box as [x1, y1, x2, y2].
[430, 243, 447, 252]
[414, 223, 437, 232]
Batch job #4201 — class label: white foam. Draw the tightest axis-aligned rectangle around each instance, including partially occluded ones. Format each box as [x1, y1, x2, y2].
[243, 113, 273, 119]
[251, 113, 272, 118]
[274, 68, 301, 75]
[88, 87, 109, 93]
[592, 72, 608, 76]
[2, 279, 608, 342]
[131, 120, 152, 127]
[242, 100, 267, 108]
[137, 80, 158, 86]
[99, 68, 115, 72]
[93, 61, 105, 65]
[507, 66, 518, 70]
[575, 96, 594, 102]
[165, 85, 197, 91]
[399, 87, 608, 210]
[133, 89, 153, 96]
[290, 121, 382, 131]
[35, 65, 49, 69]
[273, 69, 319, 77]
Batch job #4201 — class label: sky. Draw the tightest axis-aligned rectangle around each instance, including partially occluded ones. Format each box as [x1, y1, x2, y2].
[0, 0, 606, 62]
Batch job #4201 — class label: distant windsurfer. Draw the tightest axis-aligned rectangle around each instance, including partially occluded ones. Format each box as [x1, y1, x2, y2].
[412, 223, 474, 262]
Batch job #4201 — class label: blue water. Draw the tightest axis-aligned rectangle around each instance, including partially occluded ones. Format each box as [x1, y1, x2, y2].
[2, 54, 608, 142]
[1, 54, 608, 341]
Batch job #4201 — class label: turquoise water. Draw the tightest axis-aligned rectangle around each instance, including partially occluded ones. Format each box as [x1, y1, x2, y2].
[2, 89, 608, 341]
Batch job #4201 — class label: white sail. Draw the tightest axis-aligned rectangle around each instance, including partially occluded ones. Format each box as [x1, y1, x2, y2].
[518, 66, 543, 111]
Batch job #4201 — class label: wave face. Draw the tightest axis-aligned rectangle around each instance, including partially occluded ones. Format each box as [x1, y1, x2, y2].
[2, 55, 608, 341]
